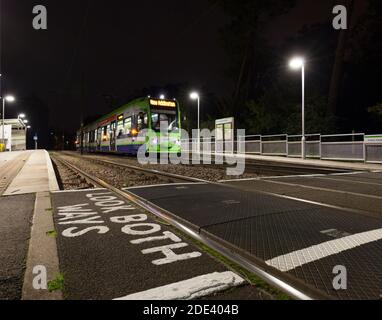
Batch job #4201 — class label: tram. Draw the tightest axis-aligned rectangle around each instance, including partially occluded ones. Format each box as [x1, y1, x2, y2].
[76, 97, 182, 155]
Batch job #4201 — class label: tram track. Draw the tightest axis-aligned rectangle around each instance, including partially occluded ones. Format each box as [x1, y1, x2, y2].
[57, 151, 205, 184]
[50, 152, 318, 300]
[63, 150, 351, 179]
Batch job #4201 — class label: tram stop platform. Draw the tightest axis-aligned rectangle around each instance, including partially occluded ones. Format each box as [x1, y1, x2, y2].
[0, 150, 59, 196]
[209, 152, 382, 172]
[0, 150, 61, 300]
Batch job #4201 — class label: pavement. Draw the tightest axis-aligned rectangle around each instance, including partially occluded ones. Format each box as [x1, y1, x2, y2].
[0, 150, 60, 300]
[3, 150, 59, 196]
[0, 151, 32, 169]
[0, 194, 35, 300]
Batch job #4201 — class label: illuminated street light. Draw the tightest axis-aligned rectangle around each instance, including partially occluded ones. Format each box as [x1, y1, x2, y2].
[18, 113, 26, 119]
[5, 95, 15, 102]
[1, 95, 16, 149]
[160, 94, 165, 100]
[190, 92, 200, 152]
[23, 120, 29, 124]
[190, 92, 199, 100]
[289, 57, 304, 70]
[289, 57, 306, 159]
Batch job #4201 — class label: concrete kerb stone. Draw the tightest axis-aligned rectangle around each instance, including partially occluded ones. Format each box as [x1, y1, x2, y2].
[22, 192, 63, 300]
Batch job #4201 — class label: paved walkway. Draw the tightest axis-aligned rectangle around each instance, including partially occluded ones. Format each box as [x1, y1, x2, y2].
[0, 151, 31, 170]
[0, 150, 60, 300]
[2, 150, 59, 196]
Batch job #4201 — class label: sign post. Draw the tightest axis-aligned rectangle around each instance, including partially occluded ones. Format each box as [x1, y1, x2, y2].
[34, 134, 38, 150]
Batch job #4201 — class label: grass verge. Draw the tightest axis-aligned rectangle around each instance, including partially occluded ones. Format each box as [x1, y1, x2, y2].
[48, 273, 65, 292]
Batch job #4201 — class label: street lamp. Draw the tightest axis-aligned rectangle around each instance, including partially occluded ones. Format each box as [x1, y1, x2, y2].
[26, 125, 31, 150]
[160, 94, 165, 100]
[1, 95, 16, 150]
[190, 92, 200, 152]
[18, 113, 26, 119]
[289, 57, 306, 159]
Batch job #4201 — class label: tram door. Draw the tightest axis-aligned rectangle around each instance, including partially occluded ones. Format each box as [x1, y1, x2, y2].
[110, 121, 117, 152]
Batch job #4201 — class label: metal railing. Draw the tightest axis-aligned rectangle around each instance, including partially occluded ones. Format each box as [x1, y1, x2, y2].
[181, 132, 382, 164]
[321, 133, 365, 161]
[287, 134, 321, 159]
[261, 134, 288, 156]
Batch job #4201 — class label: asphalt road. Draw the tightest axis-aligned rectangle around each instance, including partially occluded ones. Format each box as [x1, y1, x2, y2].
[0, 194, 35, 300]
[128, 179, 382, 300]
[51, 189, 262, 300]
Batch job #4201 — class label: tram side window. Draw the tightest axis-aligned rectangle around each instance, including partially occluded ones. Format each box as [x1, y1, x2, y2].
[117, 120, 124, 137]
[124, 117, 132, 135]
[137, 113, 148, 131]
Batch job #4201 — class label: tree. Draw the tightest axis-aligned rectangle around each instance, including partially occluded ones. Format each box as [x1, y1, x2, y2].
[368, 103, 382, 118]
[212, 0, 296, 114]
[328, 0, 356, 116]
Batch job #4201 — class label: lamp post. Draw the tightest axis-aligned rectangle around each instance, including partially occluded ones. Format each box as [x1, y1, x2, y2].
[1, 95, 15, 150]
[26, 126, 31, 150]
[190, 92, 200, 152]
[289, 57, 306, 159]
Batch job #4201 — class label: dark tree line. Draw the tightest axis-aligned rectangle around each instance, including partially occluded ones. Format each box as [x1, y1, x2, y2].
[203, 0, 382, 135]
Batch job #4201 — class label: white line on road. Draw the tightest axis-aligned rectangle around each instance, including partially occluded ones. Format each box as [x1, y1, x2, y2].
[219, 171, 366, 183]
[314, 176, 382, 187]
[259, 179, 382, 200]
[266, 228, 382, 272]
[113, 271, 245, 300]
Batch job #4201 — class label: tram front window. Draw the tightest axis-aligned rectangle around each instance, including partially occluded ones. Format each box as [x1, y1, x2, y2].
[151, 113, 179, 132]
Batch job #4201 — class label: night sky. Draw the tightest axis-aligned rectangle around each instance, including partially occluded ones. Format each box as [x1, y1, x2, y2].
[0, 0, 369, 142]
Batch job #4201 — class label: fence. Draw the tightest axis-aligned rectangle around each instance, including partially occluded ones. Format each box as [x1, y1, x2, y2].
[321, 133, 365, 162]
[181, 132, 382, 164]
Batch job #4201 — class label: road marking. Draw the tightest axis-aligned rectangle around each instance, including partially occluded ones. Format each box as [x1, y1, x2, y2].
[328, 171, 367, 176]
[266, 228, 382, 272]
[220, 171, 368, 183]
[113, 271, 245, 300]
[314, 176, 382, 187]
[259, 179, 382, 200]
